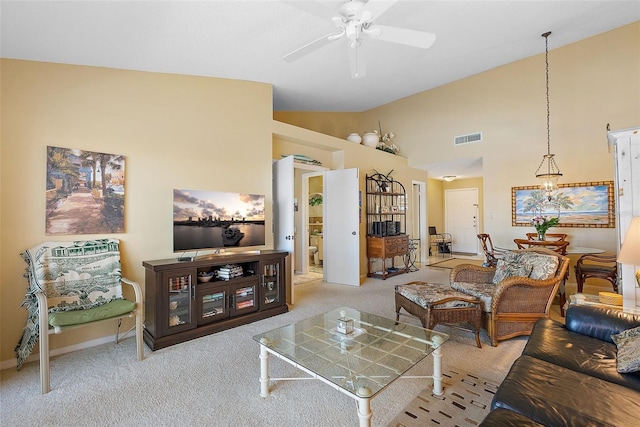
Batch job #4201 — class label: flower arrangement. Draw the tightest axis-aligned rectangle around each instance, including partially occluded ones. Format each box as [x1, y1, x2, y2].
[374, 121, 398, 154]
[531, 215, 560, 239]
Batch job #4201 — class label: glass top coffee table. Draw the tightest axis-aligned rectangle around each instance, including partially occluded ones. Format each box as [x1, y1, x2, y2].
[253, 307, 449, 427]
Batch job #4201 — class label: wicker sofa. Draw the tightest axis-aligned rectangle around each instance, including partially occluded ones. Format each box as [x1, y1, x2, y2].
[480, 304, 640, 426]
[450, 248, 569, 346]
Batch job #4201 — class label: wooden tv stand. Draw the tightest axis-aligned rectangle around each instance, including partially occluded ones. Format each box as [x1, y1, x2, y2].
[142, 250, 288, 350]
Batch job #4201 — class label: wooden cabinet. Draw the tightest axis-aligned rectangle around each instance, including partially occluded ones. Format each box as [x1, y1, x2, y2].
[365, 173, 409, 279]
[367, 235, 409, 279]
[143, 250, 288, 350]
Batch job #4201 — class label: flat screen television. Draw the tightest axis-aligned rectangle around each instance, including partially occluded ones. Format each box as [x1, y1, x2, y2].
[173, 188, 266, 252]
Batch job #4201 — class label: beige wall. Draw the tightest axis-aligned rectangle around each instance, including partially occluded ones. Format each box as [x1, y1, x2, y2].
[362, 22, 639, 251]
[279, 23, 640, 254]
[274, 111, 362, 142]
[0, 63, 427, 366]
[0, 60, 273, 364]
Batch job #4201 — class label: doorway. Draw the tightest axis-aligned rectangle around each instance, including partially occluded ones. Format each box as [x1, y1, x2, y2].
[306, 173, 324, 276]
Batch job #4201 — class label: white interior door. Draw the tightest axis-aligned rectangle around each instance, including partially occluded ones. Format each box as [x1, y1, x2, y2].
[445, 188, 479, 254]
[273, 155, 295, 304]
[324, 168, 360, 286]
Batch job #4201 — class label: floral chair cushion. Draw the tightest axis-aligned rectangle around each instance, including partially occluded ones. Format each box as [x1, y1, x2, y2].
[492, 251, 559, 284]
[611, 326, 640, 373]
[395, 282, 477, 309]
[450, 281, 494, 312]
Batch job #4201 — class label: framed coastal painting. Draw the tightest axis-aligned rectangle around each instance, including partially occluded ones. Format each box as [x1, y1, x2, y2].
[511, 181, 615, 228]
[46, 146, 125, 234]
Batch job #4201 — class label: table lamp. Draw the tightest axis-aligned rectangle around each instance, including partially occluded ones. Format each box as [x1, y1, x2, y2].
[618, 216, 640, 286]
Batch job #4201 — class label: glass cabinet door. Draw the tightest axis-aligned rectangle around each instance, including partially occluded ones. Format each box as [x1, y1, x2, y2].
[261, 261, 281, 308]
[167, 273, 195, 333]
[198, 286, 229, 324]
[233, 283, 257, 314]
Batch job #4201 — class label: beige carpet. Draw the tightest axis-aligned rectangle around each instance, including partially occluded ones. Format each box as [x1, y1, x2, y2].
[1, 267, 526, 427]
[427, 258, 485, 269]
[388, 367, 498, 427]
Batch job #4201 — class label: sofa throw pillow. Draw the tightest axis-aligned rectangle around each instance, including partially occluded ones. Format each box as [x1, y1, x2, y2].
[522, 253, 560, 281]
[611, 326, 640, 373]
[492, 258, 533, 285]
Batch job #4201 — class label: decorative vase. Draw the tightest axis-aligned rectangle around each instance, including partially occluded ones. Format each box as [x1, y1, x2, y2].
[346, 133, 361, 143]
[537, 231, 546, 241]
[362, 132, 379, 147]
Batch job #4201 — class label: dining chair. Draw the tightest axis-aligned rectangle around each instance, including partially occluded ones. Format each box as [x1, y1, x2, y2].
[477, 233, 506, 267]
[574, 253, 618, 293]
[514, 238, 570, 255]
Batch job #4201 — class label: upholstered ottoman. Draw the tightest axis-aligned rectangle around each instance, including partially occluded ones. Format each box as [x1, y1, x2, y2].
[395, 281, 482, 348]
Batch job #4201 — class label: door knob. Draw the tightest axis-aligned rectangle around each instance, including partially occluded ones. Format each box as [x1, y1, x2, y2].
[352, 231, 356, 235]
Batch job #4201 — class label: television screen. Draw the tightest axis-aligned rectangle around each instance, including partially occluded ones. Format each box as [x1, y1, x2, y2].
[173, 188, 266, 252]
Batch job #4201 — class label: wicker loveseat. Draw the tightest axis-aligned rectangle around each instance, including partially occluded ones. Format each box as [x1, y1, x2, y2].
[450, 248, 569, 346]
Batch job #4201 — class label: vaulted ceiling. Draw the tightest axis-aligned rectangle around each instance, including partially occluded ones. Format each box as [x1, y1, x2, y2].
[2, 1, 639, 112]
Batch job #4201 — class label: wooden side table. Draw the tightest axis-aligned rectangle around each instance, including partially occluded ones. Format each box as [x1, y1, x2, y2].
[395, 281, 482, 348]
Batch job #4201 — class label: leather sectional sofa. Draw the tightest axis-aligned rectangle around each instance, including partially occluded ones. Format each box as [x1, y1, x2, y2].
[480, 304, 640, 426]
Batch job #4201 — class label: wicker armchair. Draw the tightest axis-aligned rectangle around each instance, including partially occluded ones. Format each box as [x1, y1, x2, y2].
[450, 248, 569, 346]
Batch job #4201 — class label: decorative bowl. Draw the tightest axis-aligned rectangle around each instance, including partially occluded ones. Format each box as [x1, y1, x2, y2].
[197, 272, 215, 283]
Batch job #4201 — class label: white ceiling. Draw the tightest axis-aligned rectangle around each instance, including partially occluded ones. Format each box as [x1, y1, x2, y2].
[2, 1, 638, 113]
[2, 1, 638, 180]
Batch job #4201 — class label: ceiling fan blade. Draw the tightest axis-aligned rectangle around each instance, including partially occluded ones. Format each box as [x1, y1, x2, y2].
[370, 25, 436, 49]
[348, 41, 366, 79]
[283, 33, 340, 62]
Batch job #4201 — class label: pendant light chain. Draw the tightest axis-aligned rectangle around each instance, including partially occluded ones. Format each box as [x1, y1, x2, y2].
[544, 31, 551, 157]
[535, 31, 562, 201]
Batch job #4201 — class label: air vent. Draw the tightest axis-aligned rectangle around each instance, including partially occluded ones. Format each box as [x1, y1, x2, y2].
[454, 132, 482, 145]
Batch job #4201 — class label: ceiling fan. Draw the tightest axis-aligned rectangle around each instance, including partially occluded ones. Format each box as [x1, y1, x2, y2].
[283, 0, 436, 79]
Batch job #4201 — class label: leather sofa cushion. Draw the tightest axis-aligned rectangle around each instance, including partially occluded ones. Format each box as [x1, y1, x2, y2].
[565, 305, 640, 343]
[492, 355, 640, 427]
[523, 318, 640, 391]
[479, 408, 544, 426]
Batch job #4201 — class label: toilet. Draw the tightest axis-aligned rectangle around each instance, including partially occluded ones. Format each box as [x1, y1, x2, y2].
[309, 246, 319, 265]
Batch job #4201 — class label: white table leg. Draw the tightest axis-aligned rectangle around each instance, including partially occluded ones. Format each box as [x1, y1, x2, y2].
[259, 339, 270, 397]
[356, 387, 372, 427]
[431, 334, 444, 396]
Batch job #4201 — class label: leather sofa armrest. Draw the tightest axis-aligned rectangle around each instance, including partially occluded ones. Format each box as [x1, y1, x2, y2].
[565, 305, 640, 343]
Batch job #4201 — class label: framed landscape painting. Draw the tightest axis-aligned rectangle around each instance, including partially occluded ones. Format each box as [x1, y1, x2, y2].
[512, 181, 615, 228]
[46, 146, 125, 234]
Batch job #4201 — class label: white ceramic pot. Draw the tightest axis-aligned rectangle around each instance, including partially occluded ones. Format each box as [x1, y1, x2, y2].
[346, 133, 361, 143]
[362, 132, 379, 147]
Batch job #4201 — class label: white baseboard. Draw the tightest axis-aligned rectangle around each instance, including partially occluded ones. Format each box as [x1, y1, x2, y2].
[1, 335, 119, 371]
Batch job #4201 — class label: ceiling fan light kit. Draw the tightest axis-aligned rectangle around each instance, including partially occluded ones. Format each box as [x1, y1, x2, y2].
[283, 0, 436, 79]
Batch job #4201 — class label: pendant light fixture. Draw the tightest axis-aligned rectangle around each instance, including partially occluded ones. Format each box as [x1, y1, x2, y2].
[535, 31, 562, 201]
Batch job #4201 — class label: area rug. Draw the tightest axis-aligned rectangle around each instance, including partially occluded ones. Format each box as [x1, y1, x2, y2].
[387, 367, 499, 427]
[427, 258, 484, 269]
